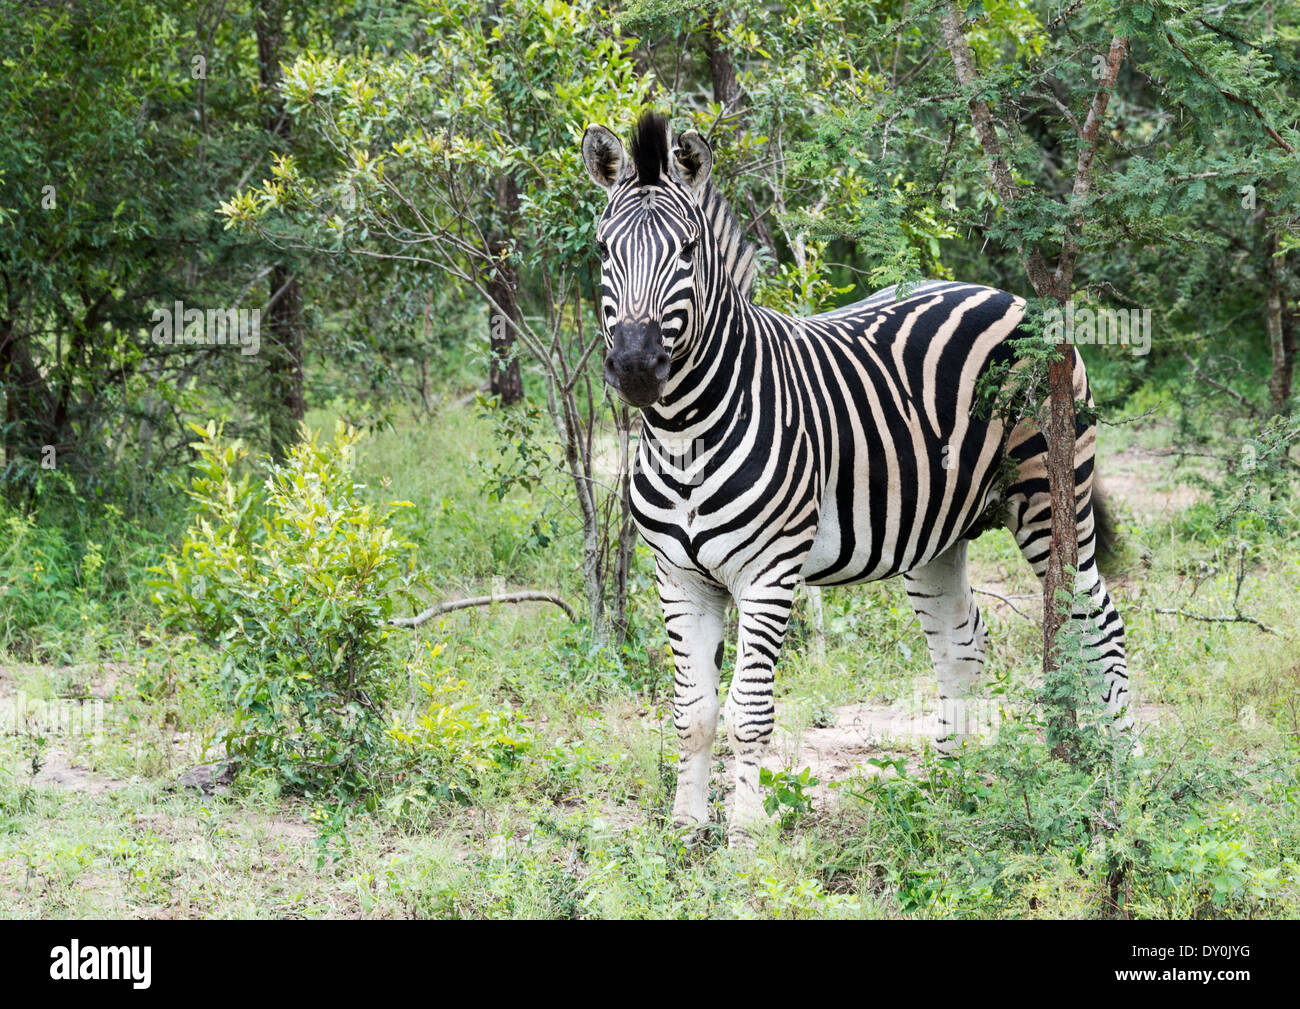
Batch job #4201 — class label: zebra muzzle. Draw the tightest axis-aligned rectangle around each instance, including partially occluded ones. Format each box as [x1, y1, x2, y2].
[605, 320, 670, 407]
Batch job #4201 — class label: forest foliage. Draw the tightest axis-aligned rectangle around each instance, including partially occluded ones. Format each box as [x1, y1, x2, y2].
[1, 1, 1298, 918]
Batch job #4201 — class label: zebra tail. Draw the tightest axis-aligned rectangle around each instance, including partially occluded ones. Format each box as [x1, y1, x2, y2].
[1093, 486, 1119, 576]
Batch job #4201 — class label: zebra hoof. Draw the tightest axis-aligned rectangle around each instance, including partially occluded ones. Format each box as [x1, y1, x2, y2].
[671, 816, 708, 845]
[726, 826, 757, 852]
[935, 733, 973, 759]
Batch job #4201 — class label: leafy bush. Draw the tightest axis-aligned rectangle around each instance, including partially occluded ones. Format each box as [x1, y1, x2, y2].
[838, 699, 1298, 918]
[760, 766, 820, 829]
[149, 420, 418, 799]
[733, 859, 863, 920]
[385, 641, 533, 811]
[1135, 809, 1284, 916]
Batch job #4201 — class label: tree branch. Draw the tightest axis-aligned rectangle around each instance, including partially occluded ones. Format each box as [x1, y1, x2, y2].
[1054, 36, 1128, 297]
[1152, 543, 1277, 634]
[973, 587, 1037, 620]
[389, 591, 577, 627]
[1180, 349, 1264, 417]
[939, 4, 1054, 296]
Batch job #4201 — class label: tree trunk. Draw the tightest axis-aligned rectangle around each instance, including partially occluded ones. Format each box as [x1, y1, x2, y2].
[612, 405, 638, 638]
[942, 6, 1126, 753]
[256, 0, 305, 460]
[704, 15, 740, 108]
[1039, 36, 1126, 755]
[266, 265, 305, 459]
[0, 321, 50, 497]
[487, 174, 525, 405]
[482, 3, 526, 406]
[1265, 227, 1295, 417]
[1042, 346, 1080, 757]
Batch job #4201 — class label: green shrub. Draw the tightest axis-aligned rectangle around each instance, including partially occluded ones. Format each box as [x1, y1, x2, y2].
[385, 640, 533, 811]
[837, 698, 1298, 919]
[149, 420, 418, 799]
[760, 766, 820, 829]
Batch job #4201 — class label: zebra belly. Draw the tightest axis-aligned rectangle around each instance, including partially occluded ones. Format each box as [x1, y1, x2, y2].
[799, 476, 939, 586]
[799, 477, 966, 587]
[798, 409, 1004, 587]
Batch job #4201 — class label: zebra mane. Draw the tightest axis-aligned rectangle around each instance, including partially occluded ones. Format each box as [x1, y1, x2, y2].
[629, 112, 670, 186]
[627, 111, 759, 300]
[697, 178, 759, 302]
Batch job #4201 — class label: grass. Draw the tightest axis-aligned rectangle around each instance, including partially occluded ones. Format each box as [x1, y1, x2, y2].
[1, 397, 1298, 919]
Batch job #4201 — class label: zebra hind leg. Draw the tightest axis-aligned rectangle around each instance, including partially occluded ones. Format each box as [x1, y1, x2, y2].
[1004, 475, 1137, 753]
[903, 539, 988, 756]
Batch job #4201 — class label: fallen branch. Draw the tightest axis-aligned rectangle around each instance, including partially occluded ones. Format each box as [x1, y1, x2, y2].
[389, 592, 577, 627]
[1151, 605, 1275, 634]
[1152, 543, 1276, 634]
[974, 587, 1037, 621]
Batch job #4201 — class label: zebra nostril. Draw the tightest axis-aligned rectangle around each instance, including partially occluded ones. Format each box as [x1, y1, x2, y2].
[651, 351, 670, 380]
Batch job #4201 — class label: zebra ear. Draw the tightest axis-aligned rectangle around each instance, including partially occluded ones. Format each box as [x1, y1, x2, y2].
[673, 130, 713, 193]
[582, 125, 626, 192]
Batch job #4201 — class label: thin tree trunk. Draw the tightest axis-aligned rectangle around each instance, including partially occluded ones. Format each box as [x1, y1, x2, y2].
[1041, 38, 1126, 754]
[487, 174, 525, 405]
[483, 3, 526, 406]
[612, 405, 638, 638]
[1041, 347, 1081, 756]
[942, 6, 1127, 751]
[704, 14, 740, 108]
[1265, 227, 1294, 417]
[0, 321, 49, 495]
[266, 266, 304, 457]
[256, 0, 305, 460]
[543, 335, 609, 644]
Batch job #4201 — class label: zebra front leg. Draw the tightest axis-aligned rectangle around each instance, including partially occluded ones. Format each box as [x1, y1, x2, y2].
[725, 585, 794, 846]
[660, 570, 729, 829]
[904, 540, 987, 756]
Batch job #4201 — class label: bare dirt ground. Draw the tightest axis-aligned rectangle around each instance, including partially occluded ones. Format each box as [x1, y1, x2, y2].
[29, 748, 129, 794]
[0, 661, 220, 798]
[1101, 445, 1207, 521]
[0, 664, 128, 794]
[748, 699, 1171, 810]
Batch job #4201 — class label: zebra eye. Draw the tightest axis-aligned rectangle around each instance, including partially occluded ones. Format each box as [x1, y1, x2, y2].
[679, 238, 697, 262]
[597, 240, 610, 260]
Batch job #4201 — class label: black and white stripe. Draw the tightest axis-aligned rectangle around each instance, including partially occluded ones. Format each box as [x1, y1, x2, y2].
[583, 114, 1132, 842]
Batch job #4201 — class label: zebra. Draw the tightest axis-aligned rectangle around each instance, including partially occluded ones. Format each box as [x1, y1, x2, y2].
[581, 112, 1132, 844]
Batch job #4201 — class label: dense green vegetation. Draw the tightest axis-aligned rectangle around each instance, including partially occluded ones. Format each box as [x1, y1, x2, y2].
[1, 0, 1298, 918]
[3, 410, 1298, 918]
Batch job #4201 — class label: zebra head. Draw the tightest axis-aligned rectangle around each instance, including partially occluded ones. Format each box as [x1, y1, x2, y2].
[582, 112, 714, 408]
